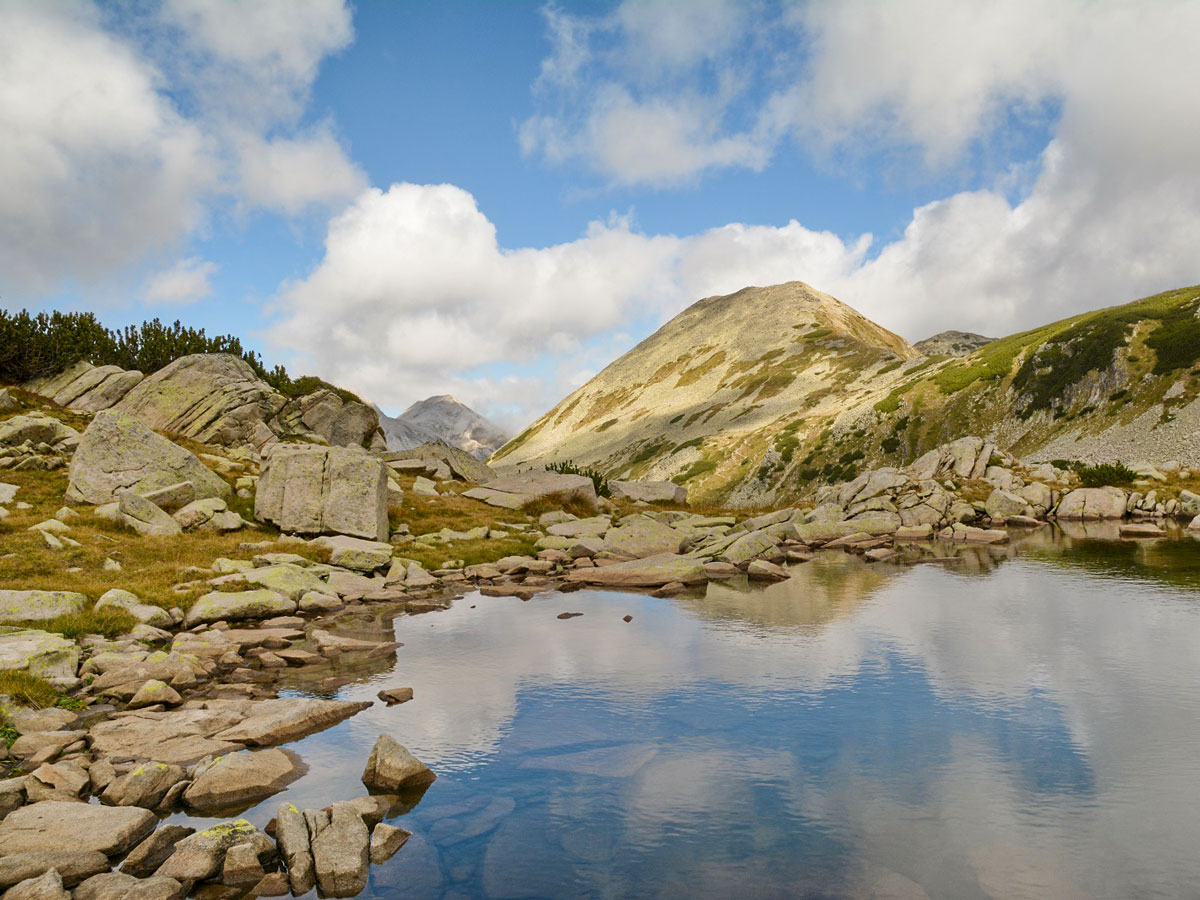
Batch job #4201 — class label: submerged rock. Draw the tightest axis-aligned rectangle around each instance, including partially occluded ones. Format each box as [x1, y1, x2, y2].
[564, 553, 706, 587]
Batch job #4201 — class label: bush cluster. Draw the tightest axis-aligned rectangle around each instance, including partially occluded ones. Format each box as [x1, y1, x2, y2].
[545, 460, 610, 497]
[1076, 462, 1137, 487]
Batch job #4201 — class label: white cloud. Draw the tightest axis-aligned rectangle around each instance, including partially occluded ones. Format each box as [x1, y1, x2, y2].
[0, 0, 361, 299]
[141, 257, 218, 305]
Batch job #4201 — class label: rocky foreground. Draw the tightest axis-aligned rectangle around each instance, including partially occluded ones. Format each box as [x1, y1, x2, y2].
[2, 369, 1200, 898]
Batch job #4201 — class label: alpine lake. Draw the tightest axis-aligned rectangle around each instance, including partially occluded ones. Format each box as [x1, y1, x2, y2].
[169, 523, 1200, 900]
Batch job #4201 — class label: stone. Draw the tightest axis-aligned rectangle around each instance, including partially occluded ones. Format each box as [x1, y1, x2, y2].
[564, 553, 707, 587]
[66, 410, 230, 506]
[1057, 487, 1128, 520]
[383, 442, 495, 483]
[0, 852, 109, 889]
[156, 819, 274, 883]
[8, 730, 86, 761]
[1119, 522, 1167, 537]
[369, 823, 412, 864]
[299, 590, 344, 612]
[120, 825, 196, 878]
[604, 515, 687, 558]
[1178, 490, 1200, 518]
[0, 413, 79, 450]
[25, 763, 89, 803]
[183, 590, 297, 627]
[249, 872, 290, 896]
[128, 679, 183, 709]
[463, 471, 598, 511]
[255, 444, 389, 540]
[95, 589, 174, 629]
[0, 628, 81, 686]
[412, 476, 439, 496]
[6, 708, 78, 734]
[702, 561, 740, 578]
[101, 762, 187, 808]
[0, 801, 158, 856]
[361, 734, 437, 791]
[3, 869, 71, 900]
[0, 591, 88, 625]
[608, 480, 687, 505]
[73, 872, 186, 900]
[183, 749, 305, 814]
[309, 629, 397, 657]
[222, 843, 265, 886]
[275, 803, 315, 895]
[378, 687, 414, 705]
[717, 530, 780, 565]
[308, 803, 370, 898]
[984, 489, 1028, 519]
[746, 560, 791, 581]
[315, 535, 394, 573]
[138, 481, 196, 513]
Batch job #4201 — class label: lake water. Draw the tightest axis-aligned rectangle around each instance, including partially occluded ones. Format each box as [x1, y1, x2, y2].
[182, 526, 1200, 899]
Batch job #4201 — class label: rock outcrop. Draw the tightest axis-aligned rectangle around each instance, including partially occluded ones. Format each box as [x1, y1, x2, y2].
[66, 411, 230, 506]
[609, 480, 687, 505]
[464, 471, 598, 510]
[254, 445, 388, 541]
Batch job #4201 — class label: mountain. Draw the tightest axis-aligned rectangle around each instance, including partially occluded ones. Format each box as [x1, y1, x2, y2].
[913, 330, 995, 357]
[492, 281, 1200, 507]
[378, 395, 508, 460]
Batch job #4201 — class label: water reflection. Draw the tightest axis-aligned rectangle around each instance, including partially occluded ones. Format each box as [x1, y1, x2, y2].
[219, 535, 1200, 900]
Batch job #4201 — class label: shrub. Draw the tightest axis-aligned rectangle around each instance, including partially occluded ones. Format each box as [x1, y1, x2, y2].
[881, 437, 900, 454]
[545, 461, 609, 497]
[1076, 462, 1136, 487]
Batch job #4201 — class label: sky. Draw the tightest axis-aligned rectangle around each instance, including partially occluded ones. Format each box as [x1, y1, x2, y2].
[4, 0, 1200, 431]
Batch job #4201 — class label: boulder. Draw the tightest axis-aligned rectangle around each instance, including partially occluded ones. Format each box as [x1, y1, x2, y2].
[275, 803, 316, 895]
[0, 801, 158, 856]
[0, 414, 80, 451]
[984, 489, 1028, 519]
[66, 411, 230, 506]
[73, 872, 186, 900]
[383, 442, 494, 483]
[117, 491, 183, 537]
[609, 480, 687, 505]
[101, 762, 186, 808]
[95, 590, 173, 629]
[463, 471, 598, 511]
[369, 824, 411, 864]
[0, 628, 80, 686]
[1178, 490, 1200, 518]
[128, 680, 182, 709]
[155, 819, 274, 883]
[314, 535, 393, 573]
[24, 764, 89, 803]
[119, 825, 196, 878]
[183, 590, 296, 626]
[254, 445, 388, 541]
[747, 560, 790, 581]
[0, 591, 88, 626]
[717, 530, 779, 565]
[361, 734, 437, 791]
[209, 564, 326, 602]
[3, 870, 71, 900]
[307, 803, 369, 898]
[1057, 487, 1128, 520]
[273, 386, 386, 452]
[794, 514, 900, 543]
[0, 852, 110, 890]
[564, 553, 706, 587]
[603, 515, 687, 558]
[182, 749, 305, 814]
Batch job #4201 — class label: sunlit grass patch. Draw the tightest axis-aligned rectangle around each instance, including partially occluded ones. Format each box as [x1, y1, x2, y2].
[0, 670, 60, 709]
[403, 534, 541, 570]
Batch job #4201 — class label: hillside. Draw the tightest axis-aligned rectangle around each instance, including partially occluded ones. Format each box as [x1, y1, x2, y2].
[378, 395, 508, 459]
[492, 282, 1200, 507]
[913, 330, 994, 357]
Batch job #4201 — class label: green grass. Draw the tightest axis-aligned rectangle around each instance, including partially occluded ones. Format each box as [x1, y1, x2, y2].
[402, 534, 540, 571]
[16, 608, 139, 640]
[0, 670, 60, 709]
[672, 459, 717, 484]
[1077, 462, 1137, 487]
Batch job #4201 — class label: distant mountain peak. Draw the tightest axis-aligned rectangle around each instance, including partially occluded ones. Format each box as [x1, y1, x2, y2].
[914, 330, 995, 358]
[378, 394, 508, 460]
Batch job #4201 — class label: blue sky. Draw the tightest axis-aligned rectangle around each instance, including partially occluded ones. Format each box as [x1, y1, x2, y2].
[4, 0, 1200, 429]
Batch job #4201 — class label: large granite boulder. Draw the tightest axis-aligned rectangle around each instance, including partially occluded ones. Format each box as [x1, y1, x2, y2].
[254, 445, 388, 540]
[183, 590, 297, 627]
[117, 491, 183, 537]
[183, 749, 304, 814]
[1057, 487, 1128, 519]
[0, 414, 80, 452]
[0, 592, 88, 625]
[609, 480, 687, 505]
[307, 803, 369, 897]
[24, 361, 144, 414]
[66, 411, 230, 506]
[0, 628, 81, 686]
[463, 471, 598, 510]
[383, 442, 494, 483]
[0, 801, 157, 856]
[275, 388, 387, 452]
[984, 489, 1029, 519]
[604, 515, 688, 558]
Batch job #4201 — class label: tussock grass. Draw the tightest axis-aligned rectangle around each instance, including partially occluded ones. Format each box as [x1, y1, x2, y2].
[15, 608, 137, 640]
[404, 534, 541, 570]
[0, 671, 60, 709]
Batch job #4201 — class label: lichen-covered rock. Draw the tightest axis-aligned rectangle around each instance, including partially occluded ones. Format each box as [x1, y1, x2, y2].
[463, 471, 598, 510]
[603, 515, 687, 558]
[275, 803, 316, 895]
[307, 803, 369, 898]
[984, 489, 1029, 519]
[1057, 487, 1128, 519]
[183, 590, 296, 626]
[66, 411, 230, 506]
[361, 734, 436, 792]
[0, 628, 81, 686]
[0, 592, 88, 625]
[128, 680, 182, 709]
[254, 445, 388, 540]
[95, 590, 173, 629]
[0, 413, 80, 451]
[101, 761, 186, 808]
[155, 818, 274, 883]
[564, 553, 706, 587]
[314, 535, 393, 573]
[608, 480, 687, 504]
[182, 749, 304, 814]
[118, 491, 183, 537]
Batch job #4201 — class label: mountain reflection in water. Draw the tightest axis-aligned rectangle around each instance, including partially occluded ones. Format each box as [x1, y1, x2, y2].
[186, 532, 1200, 900]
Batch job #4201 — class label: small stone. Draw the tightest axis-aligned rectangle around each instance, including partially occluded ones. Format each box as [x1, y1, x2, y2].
[369, 823, 411, 864]
[249, 871, 290, 896]
[129, 679, 182, 708]
[556, 612, 583, 619]
[3, 869, 70, 900]
[222, 843, 265, 886]
[121, 825, 196, 877]
[622, 615, 633, 623]
[361, 734, 436, 792]
[377, 687, 414, 705]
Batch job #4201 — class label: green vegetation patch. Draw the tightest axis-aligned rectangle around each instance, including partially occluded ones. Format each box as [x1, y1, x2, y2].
[0, 670, 60, 710]
[1145, 295, 1200, 374]
[1076, 462, 1137, 487]
[673, 459, 717, 484]
[546, 460, 609, 496]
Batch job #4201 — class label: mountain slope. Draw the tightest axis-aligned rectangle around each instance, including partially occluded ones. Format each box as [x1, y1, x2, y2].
[913, 330, 994, 357]
[379, 395, 508, 459]
[493, 282, 1200, 507]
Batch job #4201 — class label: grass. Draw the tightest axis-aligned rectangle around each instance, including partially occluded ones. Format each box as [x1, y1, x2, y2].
[672, 459, 717, 484]
[518, 493, 597, 518]
[0, 670, 61, 709]
[15, 608, 138, 639]
[402, 534, 540, 571]
[389, 475, 529, 535]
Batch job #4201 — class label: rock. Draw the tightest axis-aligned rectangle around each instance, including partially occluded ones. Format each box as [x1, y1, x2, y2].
[138, 481, 196, 513]
[94, 589, 173, 629]
[717, 530, 780, 565]
[274, 803, 316, 895]
[1189, 515, 1200, 532]
[120, 825, 197, 877]
[564, 553, 706, 587]
[608, 480, 687, 505]
[604, 515, 687, 558]
[702, 561, 740, 578]
[369, 823, 412, 864]
[0, 591, 88, 625]
[101, 762, 187, 808]
[463, 471, 598, 511]
[73, 872, 186, 900]
[308, 803, 370, 898]
[309, 629, 397, 657]
[222, 843, 265, 886]
[299, 590, 344, 612]
[249, 872, 290, 896]
[25, 763, 89, 803]
[213, 698, 372, 747]
[66, 410, 230, 506]
[183, 590, 297, 626]
[1119, 522, 1167, 537]
[1057, 487, 1128, 520]
[3, 869, 71, 900]
[984, 489, 1028, 519]
[893, 524, 934, 540]
[1178, 490, 1200, 517]
[383, 442, 496, 483]
[0, 413, 80, 451]
[0, 852, 110, 889]
[361, 734, 436, 791]
[183, 749, 305, 814]
[156, 819, 274, 883]
[0, 801, 158, 856]
[412, 476, 439, 496]
[1019, 481, 1054, 511]
[254, 445, 389, 540]
[795, 514, 900, 542]
[8, 730, 86, 761]
[377, 687, 414, 705]
[116, 491, 183, 536]
[746, 560, 790, 581]
[0, 628, 81, 686]
[314, 535, 393, 573]
[6, 708, 78, 734]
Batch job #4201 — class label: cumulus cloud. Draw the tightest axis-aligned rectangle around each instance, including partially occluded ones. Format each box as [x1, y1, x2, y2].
[0, 0, 362, 298]
[141, 257, 218, 305]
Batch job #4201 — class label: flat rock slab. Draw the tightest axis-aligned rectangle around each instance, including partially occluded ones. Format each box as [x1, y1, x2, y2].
[0, 629, 81, 686]
[183, 589, 297, 626]
[564, 553, 706, 587]
[464, 471, 597, 510]
[88, 698, 370, 764]
[0, 592, 88, 625]
[0, 801, 157, 856]
[0, 851, 110, 889]
[184, 748, 306, 814]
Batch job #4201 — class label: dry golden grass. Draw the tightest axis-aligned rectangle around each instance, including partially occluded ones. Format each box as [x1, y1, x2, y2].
[402, 534, 541, 570]
[389, 474, 530, 535]
[0, 671, 60, 710]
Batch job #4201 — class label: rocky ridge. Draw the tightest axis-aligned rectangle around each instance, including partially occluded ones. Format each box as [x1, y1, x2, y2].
[378, 395, 508, 460]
